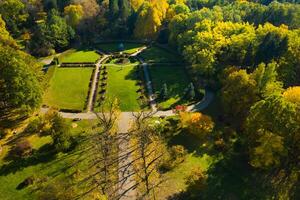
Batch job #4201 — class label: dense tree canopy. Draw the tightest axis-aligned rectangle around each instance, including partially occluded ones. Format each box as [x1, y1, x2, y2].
[0, 46, 43, 124]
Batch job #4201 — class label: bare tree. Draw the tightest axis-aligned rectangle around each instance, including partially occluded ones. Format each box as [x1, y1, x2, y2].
[130, 111, 166, 200]
[74, 100, 121, 199]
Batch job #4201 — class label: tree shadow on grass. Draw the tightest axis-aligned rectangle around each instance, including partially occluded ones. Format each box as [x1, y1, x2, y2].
[124, 65, 139, 81]
[0, 143, 57, 176]
[167, 150, 265, 200]
[167, 129, 211, 157]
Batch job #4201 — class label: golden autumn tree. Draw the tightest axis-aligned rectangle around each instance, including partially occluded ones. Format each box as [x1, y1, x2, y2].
[134, 0, 169, 39]
[64, 4, 84, 27]
[180, 112, 214, 140]
[130, 0, 145, 11]
[283, 86, 300, 107]
[130, 112, 166, 199]
[0, 15, 18, 48]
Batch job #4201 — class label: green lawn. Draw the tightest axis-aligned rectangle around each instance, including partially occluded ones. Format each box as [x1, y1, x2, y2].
[59, 49, 100, 63]
[97, 42, 145, 54]
[96, 64, 142, 111]
[44, 67, 93, 111]
[0, 120, 98, 200]
[140, 46, 183, 63]
[149, 65, 192, 110]
[157, 123, 215, 199]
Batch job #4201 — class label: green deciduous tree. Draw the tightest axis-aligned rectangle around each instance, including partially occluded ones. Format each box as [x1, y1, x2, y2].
[0, 45, 43, 126]
[31, 10, 75, 55]
[222, 69, 259, 126]
[48, 112, 72, 152]
[0, 0, 28, 36]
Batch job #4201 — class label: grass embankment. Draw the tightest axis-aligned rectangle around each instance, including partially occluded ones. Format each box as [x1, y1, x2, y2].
[44, 67, 93, 111]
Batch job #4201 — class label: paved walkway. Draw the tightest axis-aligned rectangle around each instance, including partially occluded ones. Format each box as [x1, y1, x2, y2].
[117, 113, 137, 200]
[86, 55, 108, 112]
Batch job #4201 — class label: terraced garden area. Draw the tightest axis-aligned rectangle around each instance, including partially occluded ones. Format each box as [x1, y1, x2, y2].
[43, 67, 93, 111]
[43, 43, 198, 112]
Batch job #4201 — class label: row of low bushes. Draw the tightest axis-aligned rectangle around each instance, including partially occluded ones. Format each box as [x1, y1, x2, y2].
[60, 63, 96, 68]
[84, 68, 97, 111]
[91, 67, 105, 110]
[136, 65, 150, 109]
[94, 66, 109, 108]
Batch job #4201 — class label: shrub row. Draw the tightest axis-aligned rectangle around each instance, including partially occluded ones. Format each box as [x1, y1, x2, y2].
[84, 68, 96, 111]
[60, 63, 96, 68]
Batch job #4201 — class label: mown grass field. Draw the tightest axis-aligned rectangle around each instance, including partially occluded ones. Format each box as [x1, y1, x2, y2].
[44, 67, 93, 111]
[59, 50, 100, 63]
[97, 42, 145, 54]
[0, 120, 98, 200]
[140, 46, 183, 63]
[97, 64, 142, 111]
[149, 65, 192, 110]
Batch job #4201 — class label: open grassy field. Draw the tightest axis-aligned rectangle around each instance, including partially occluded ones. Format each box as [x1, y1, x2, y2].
[97, 64, 142, 111]
[0, 119, 98, 200]
[59, 49, 100, 63]
[97, 42, 145, 54]
[44, 67, 93, 111]
[149, 65, 192, 110]
[140, 46, 183, 63]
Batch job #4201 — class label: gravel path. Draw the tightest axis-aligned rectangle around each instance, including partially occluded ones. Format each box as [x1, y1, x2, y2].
[117, 113, 137, 200]
[86, 55, 108, 112]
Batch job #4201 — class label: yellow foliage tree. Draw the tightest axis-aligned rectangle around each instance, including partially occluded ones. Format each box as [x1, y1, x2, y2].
[64, 4, 84, 27]
[283, 86, 300, 107]
[180, 112, 214, 139]
[0, 15, 18, 48]
[130, 0, 145, 11]
[134, 0, 169, 39]
[250, 130, 285, 169]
